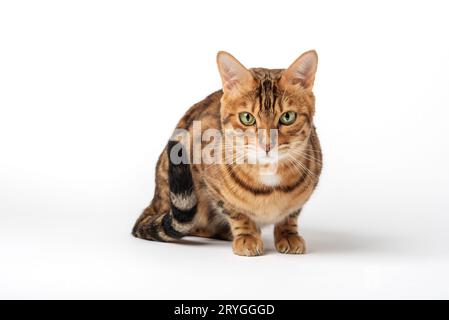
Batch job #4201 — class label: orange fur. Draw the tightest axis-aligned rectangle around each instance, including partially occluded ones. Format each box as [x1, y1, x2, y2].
[133, 51, 322, 256]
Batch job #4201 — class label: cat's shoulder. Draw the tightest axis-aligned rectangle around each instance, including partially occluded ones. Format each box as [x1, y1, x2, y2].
[177, 90, 223, 130]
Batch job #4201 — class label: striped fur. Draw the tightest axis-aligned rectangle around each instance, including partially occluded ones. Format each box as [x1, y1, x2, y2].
[132, 50, 322, 256]
[132, 141, 197, 241]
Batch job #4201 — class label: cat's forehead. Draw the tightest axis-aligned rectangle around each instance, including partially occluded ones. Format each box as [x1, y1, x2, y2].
[250, 68, 284, 82]
[249, 68, 285, 115]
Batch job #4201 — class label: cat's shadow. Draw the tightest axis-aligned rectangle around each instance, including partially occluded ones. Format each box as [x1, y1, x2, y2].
[297, 228, 389, 255]
[179, 227, 389, 255]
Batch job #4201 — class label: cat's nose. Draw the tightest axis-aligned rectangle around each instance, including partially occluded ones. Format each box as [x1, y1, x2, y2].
[265, 144, 272, 153]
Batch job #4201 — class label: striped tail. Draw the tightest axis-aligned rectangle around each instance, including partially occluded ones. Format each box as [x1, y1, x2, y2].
[140, 141, 197, 242]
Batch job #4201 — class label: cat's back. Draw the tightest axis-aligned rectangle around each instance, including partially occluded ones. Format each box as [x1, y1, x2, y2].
[175, 90, 223, 131]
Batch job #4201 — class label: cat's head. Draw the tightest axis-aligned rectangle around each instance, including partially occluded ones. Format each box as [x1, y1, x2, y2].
[217, 50, 318, 164]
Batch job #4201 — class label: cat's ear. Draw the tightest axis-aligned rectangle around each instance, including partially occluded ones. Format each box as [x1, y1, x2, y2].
[217, 51, 255, 95]
[280, 50, 318, 91]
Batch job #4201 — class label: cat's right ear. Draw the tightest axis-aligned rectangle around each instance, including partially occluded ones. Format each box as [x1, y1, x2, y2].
[280, 50, 318, 91]
[217, 51, 255, 96]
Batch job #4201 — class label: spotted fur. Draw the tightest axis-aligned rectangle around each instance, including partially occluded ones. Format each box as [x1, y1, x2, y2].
[132, 50, 322, 256]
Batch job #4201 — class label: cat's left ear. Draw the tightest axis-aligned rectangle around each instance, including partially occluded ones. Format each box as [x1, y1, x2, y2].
[217, 51, 255, 96]
[280, 50, 318, 91]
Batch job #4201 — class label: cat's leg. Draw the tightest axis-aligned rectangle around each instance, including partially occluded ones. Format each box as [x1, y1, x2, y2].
[211, 223, 233, 241]
[226, 213, 263, 256]
[132, 201, 167, 240]
[132, 176, 171, 240]
[188, 202, 233, 241]
[132, 142, 198, 242]
[274, 210, 306, 254]
[189, 224, 233, 241]
[133, 191, 197, 242]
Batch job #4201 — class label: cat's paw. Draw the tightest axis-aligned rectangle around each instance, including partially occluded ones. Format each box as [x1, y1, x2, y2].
[232, 235, 264, 257]
[275, 234, 306, 254]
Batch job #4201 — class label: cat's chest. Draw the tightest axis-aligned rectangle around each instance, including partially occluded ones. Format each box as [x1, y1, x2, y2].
[226, 189, 307, 225]
[220, 172, 312, 224]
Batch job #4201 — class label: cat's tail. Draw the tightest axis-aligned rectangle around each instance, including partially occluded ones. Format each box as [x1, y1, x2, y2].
[133, 140, 197, 242]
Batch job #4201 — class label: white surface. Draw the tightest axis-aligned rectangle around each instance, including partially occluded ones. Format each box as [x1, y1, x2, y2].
[1, 0, 449, 299]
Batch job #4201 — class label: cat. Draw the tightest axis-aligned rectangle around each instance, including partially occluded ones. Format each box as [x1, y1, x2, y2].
[132, 50, 322, 256]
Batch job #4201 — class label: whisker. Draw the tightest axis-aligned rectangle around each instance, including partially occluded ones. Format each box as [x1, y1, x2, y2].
[286, 154, 317, 182]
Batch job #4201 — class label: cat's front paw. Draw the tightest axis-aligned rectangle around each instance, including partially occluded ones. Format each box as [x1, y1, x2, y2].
[232, 235, 264, 257]
[275, 234, 306, 254]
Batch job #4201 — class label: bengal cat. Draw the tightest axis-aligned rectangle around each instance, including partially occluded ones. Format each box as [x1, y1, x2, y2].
[132, 50, 322, 256]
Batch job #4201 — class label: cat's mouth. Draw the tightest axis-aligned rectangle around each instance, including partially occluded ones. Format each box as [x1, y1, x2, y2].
[257, 152, 279, 165]
[245, 146, 289, 165]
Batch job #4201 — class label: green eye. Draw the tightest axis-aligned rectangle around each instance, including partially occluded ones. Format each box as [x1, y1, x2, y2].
[279, 111, 297, 125]
[239, 112, 256, 126]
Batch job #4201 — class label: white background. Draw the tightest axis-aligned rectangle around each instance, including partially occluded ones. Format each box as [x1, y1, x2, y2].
[1, 0, 449, 299]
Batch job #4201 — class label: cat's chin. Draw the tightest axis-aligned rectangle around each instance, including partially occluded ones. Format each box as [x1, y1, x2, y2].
[259, 172, 281, 187]
[256, 156, 278, 165]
